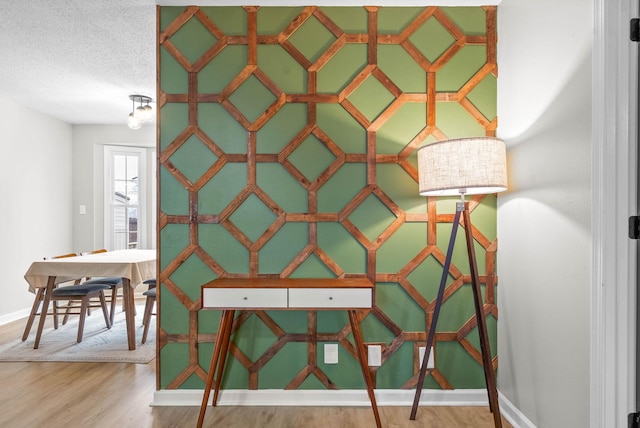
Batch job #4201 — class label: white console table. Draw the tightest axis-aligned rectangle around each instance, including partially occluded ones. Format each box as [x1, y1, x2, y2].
[197, 277, 381, 428]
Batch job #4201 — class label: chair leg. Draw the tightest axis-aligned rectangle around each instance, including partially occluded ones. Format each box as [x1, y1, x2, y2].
[77, 298, 89, 343]
[141, 295, 155, 344]
[62, 301, 71, 325]
[53, 300, 59, 329]
[100, 291, 111, 329]
[109, 286, 118, 326]
[22, 288, 45, 341]
[62, 300, 86, 325]
[142, 293, 149, 327]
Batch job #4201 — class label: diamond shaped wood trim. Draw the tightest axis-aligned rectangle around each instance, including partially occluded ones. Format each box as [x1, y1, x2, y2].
[158, 5, 499, 392]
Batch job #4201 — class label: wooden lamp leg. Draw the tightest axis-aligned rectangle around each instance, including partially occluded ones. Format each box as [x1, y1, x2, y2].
[410, 201, 502, 428]
[462, 202, 502, 427]
[410, 205, 462, 420]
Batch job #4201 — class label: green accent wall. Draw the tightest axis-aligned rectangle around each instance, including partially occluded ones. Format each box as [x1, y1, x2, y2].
[158, 5, 498, 392]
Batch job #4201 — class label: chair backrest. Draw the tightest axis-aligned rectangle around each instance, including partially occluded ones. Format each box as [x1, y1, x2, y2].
[80, 249, 108, 256]
[45, 253, 77, 260]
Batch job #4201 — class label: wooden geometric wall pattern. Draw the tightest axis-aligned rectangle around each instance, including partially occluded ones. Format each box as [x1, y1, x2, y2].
[157, 5, 498, 391]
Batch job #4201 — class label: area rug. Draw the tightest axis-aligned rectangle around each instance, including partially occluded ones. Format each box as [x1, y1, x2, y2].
[0, 306, 155, 364]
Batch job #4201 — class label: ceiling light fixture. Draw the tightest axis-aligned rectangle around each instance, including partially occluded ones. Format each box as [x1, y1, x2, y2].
[127, 94, 153, 129]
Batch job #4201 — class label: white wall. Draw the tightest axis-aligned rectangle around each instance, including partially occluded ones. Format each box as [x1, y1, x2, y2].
[497, 0, 592, 427]
[0, 97, 73, 321]
[71, 124, 155, 253]
[0, 121, 155, 321]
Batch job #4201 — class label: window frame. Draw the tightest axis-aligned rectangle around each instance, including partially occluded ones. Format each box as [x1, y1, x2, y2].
[103, 145, 147, 250]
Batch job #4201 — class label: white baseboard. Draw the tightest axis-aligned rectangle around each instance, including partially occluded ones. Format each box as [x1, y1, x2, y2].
[498, 392, 537, 428]
[152, 388, 535, 427]
[0, 308, 30, 327]
[153, 388, 490, 407]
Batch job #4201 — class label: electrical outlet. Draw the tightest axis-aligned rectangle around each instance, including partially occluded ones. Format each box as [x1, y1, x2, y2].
[418, 346, 435, 369]
[367, 345, 382, 367]
[324, 343, 338, 364]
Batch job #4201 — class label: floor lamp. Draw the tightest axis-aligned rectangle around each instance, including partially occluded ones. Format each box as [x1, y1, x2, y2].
[410, 137, 507, 428]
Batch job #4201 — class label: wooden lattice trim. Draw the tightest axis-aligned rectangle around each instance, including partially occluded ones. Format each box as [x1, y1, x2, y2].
[157, 5, 500, 392]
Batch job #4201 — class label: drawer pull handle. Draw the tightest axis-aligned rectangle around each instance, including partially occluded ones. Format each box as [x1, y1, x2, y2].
[329, 296, 333, 300]
[243, 297, 248, 300]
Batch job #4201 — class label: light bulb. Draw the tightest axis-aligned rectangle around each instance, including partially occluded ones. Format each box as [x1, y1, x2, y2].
[138, 104, 153, 122]
[128, 113, 142, 129]
[135, 105, 146, 119]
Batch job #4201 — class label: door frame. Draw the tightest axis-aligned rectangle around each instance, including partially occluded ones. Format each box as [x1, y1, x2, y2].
[592, 0, 638, 426]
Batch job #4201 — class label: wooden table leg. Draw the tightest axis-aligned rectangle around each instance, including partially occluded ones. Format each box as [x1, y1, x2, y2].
[22, 287, 45, 341]
[33, 276, 56, 349]
[198, 310, 234, 428]
[121, 278, 136, 350]
[213, 310, 235, 406]
[348, 310, 382, 428]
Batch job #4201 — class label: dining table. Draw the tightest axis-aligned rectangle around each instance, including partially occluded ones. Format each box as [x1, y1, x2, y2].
[23, 249, 156, 350]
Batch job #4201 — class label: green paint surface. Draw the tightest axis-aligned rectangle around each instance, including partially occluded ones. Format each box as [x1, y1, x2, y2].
[159, 6, 497, 392]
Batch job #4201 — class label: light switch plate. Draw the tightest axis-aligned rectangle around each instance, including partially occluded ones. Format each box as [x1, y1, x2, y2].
[324, 343, 338, 364]
[368, 345, 382, 366]
[418, 346, 435, 369]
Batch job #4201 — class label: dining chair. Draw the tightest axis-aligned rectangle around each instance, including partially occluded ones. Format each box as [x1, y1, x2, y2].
[22, 253, 83, 342]
[81, 249, 125, 325]
[41, 282, 112, 344]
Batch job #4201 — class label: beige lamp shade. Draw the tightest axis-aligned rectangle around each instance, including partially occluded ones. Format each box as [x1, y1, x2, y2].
[417, 137, 507, 196]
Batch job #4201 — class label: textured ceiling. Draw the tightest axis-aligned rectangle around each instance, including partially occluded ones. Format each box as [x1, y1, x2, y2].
[0, 0, 156, 125]
[0, 0, 499, 126]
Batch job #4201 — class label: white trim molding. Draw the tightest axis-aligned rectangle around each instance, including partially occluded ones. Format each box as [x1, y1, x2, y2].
[152, 388, 491, 407]
[152, 388, 532, 427]
[592, 0, 638, 427]
[0, 308, 30, 327]
[498, 392, 537, 428]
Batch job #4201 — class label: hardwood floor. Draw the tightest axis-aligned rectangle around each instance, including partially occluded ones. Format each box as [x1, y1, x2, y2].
[0, 317, 512, 428]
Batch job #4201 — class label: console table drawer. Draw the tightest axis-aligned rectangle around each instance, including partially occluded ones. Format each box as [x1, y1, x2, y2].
[202, 288, 288, 309]
[288, 288, 372, 309]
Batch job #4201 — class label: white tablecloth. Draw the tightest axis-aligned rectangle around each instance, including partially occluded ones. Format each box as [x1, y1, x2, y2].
[24, 249, 156, 292]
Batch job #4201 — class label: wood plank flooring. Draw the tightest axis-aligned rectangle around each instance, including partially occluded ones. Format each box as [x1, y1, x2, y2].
[0, 316, 512, 428]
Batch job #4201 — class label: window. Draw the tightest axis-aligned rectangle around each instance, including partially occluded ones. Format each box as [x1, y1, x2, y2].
[104, 146, 147, 250]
